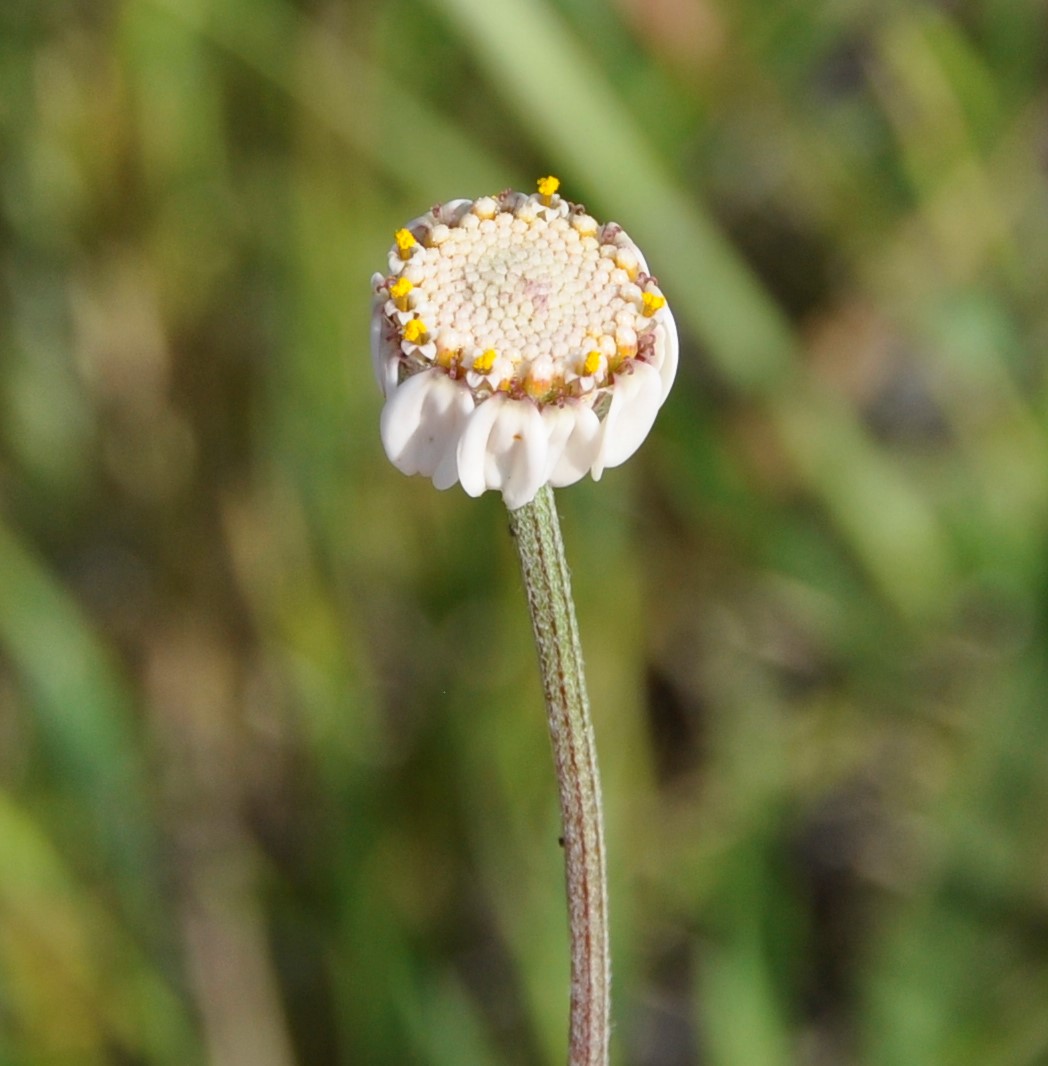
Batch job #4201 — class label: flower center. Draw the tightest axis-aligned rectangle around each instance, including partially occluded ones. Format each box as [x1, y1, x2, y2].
[381, 185, 667, 404]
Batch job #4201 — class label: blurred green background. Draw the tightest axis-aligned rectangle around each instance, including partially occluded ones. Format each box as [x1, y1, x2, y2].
[3, 0, 1048, 1063]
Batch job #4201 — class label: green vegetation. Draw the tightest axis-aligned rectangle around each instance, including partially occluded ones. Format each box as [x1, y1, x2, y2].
[3, 1, 1048, 1062]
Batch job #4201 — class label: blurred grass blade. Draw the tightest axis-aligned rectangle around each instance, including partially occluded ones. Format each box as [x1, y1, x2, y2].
[0, 789, 194, 1064]
[144, 0, 508, 197]
[0, 519, 153, 906]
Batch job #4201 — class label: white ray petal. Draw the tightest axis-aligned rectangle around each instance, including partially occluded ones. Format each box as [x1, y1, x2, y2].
[380, 370, 473, 481]
[591, 362, 664, 479]
[543, 404, 602, 488]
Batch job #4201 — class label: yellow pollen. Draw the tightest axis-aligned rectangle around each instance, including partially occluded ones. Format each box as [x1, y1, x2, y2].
[537, 175, 560, 201]
[403, 318, 428, 344]
[394, 228, 417, 258]
[390, 277, 413, 309]
[472, 349, 497, 373]
[582, 350, 601, 376]
[642, 292, 666, 317]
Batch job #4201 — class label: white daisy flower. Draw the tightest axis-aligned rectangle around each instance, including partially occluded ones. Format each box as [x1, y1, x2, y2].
[371, 177, 678, 510]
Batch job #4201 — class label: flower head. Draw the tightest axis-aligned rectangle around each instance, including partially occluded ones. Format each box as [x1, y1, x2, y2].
[370, 178, 678, 509]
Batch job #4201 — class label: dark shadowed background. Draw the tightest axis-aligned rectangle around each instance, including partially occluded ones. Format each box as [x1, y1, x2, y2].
[3, 1, 1048, 1063]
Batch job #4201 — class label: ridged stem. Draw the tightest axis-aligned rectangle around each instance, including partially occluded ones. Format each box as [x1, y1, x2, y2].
[508, 483, 610, 1066]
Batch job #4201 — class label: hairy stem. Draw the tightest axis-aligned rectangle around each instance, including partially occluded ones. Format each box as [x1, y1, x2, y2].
[508, 483, 610, 1066]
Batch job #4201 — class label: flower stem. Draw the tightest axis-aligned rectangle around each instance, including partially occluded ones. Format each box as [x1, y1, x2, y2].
[508, 483, 610, 1066]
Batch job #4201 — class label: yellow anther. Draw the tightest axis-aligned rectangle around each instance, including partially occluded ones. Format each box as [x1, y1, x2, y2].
[582, 351, 601, 376]
[537, 175, 560, 201]
[403, 318, 428, 344]
[390, 277, 413, 310]
[472, 349, 497, 374]
[641, 292, 666, 317]
[394, 228, 417, 258]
